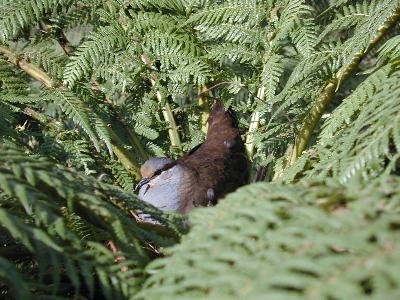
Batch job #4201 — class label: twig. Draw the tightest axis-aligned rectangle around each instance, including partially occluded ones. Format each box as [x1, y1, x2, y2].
[197, 81, 232, 95]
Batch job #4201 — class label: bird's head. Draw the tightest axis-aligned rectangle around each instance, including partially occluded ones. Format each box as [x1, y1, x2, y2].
[135, 157, 174, 191]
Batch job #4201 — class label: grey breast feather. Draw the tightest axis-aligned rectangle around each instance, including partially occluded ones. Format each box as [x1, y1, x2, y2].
[138, 164, 183, 211]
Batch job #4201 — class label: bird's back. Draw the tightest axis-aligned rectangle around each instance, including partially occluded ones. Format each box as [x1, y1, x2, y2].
[177, 101, 249, 211]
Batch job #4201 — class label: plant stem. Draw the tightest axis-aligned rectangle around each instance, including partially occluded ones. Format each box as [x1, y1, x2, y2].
[92, 80, 149, 162]
[161, 100, 182, 150]
[289, 11, 400, 165]
[245, 87, 265, 159]
[198, 85, 210, 134]
[0, 45, 53, 88]
[111, 145, 141, 180]
[289, 80, 336, 164]
[126, 126, 149, 161]
[140, 54, 182, 151]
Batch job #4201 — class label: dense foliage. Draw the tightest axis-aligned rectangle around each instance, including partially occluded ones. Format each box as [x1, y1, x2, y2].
[139, 178, 400, 299]
[0, 0, 399, 299]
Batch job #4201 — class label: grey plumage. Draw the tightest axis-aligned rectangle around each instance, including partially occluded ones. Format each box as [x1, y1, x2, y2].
[138, 163, 182, 211]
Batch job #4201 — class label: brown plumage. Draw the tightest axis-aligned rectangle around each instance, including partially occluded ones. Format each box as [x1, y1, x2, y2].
[136, 100, 249, 214]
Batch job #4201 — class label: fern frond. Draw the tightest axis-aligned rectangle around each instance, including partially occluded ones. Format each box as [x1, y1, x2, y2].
[318, 0, 380, 43]
[320, 65, 392, 143]
[46, 90, 100, 151]
[63, 138, 96, 174]
[274, 0, 313, 43]
[0, 257, 31, 299]
[22, 39, 67, 80]
[107, 160, 135, 190]
[128, 0, 187, 14]
[377, 34, 400, 62]
[261, 54, 285, 102]
[166, 60, 211, 85]
[0, 102, 17, 137]
[186, 0, 263, 27]
[197, 23, 264, 46]
[63, 24, 129, 87]
[0, 144, 183, 298]
[290, 16, 317, 57]
[206, 43, 259, 64]
[0, 0, 73, 42]
[335, 74, 400, 182]
[2, 1, 400, 297]
[129, 11, 184, 33]
[0, 56, 30, 94]
[139, 178, 400, 299]
[144, 30, 203, 69]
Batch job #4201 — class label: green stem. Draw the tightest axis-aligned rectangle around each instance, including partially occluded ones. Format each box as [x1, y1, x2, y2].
[23, 107, 55, 125]
[198, 87, 210, 134]
[161, 100, 182, 150]
[111, 145, 141, 180]
[141, 54, 182, 151]
[289, 80, 336, 164]
[126, 128, 149, 162]
[245, 87, 265, 159]
[289, 10, 400, 165]
[0, 45, 53, 88]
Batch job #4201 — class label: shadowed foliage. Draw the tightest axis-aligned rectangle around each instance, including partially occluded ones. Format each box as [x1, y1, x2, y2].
[1, 0, 400, 298]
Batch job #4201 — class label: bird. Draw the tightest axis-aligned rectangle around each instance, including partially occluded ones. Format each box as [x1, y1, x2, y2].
[136, 100, 249, 215]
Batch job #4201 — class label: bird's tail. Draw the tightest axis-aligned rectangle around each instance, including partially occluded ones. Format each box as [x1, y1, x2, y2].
[211, 99, 225, 113]
[208, 100, 237, 130]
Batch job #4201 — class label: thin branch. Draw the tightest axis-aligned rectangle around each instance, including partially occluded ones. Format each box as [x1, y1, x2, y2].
[288, 10, 400, 166]
[197, 81, 232, 95]
[289, 80, 336, 165]
[23, 107, 56, 125]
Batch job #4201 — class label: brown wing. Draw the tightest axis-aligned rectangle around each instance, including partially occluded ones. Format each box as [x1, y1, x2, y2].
[176, 164, 208, 213]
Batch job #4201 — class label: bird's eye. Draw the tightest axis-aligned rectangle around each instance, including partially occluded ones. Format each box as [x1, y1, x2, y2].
[153, 169, 163, 176]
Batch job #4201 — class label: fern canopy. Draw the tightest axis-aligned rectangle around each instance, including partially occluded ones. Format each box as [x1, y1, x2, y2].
[1, 0, 400, 299]
[139, 178, 400, 299]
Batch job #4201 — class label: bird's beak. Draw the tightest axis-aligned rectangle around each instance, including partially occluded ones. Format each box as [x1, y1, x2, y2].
[135, 177, 150, 192]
